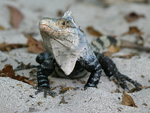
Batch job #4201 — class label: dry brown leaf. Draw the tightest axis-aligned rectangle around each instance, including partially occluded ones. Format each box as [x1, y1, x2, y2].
[24, 79, 35, 86]
[115, 54, 133, 59]
[123, 26, 144, 36]
[25, 34, 45, 53]
[115, 89, 121, 93]
[112, 53, 140, 59]
[0, 25, 5, 30]
[102, 51, 113, 57]
[121, 91, 137, 108]
[87, 26, 102, 37]
[128, 86, 149, 93]
[59, 87, 74, 94]
[14, 61, 31, 71]
[0, 64, 35, 86]
[108, 45, 121, 53]
[135, 36, 145, 46]
[51, 87, 57, 90]
[57, 10, 64, 17]
[102, 44, 121, 57]
[7, 5, 24, 29]
[142, 103, 147, 106]
[125, 12, 145, 23]
[0, 64, 15, 78]
[0, 42, 28, 51]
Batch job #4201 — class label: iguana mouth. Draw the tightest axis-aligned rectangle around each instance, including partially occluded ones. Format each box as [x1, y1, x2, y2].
[39, 23, 77, 36]
[39, 24, 54, 34]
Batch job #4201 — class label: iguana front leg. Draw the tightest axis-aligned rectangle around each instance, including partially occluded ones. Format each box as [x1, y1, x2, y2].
[96, 53, 142, 90]
[79, 56, 102, 89]
[35, 52, 56, 97]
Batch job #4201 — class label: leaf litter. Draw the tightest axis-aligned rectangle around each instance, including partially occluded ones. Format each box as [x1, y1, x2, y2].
[0, 43, 28, 51]
[7, 5, 24, 29]
[86, 26, 103, 37]
[123, 26, 144, 36]
[0, 64, 36, 86]
[125, 12, 145, 23]
[25, 34, 45, 53]
[121, 91, 138, 108]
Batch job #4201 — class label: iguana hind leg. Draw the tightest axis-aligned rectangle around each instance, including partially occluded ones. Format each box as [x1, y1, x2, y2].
[96, 53, 142, 90]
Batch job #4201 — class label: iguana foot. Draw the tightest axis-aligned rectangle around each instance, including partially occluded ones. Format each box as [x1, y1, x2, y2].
[34, 86, 57, 98]
[110, 72, 142, 90]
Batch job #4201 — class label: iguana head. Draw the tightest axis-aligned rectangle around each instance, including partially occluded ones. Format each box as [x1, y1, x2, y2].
[39, 11, 80, 51]
[39, 11, 82, 75]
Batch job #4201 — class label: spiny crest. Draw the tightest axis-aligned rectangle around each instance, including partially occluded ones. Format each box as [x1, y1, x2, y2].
[62, 11, 72, 18]
[62, 11, 77, 28]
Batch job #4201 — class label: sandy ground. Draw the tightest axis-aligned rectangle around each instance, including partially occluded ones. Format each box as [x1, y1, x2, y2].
[0, 0, 150, 113]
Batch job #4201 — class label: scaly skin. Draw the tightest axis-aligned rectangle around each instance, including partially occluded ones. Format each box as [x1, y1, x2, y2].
[35, 11, 142, 97]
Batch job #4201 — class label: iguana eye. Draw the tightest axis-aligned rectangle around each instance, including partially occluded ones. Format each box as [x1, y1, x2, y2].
[62, 21, 65, 25]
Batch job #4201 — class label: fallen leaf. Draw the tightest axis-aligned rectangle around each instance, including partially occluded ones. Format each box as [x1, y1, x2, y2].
[57, 10, 64, 17]
[135, 36, 145, 46]
[128, 86, 150, 93]
[14, 61, 31, 71]
[108, 45, 121, 53]
[0, 25, 5, 30]
[59, 87, 74, 94]
[0, 64, 15, 78]
[87, 26, 102, 37]
[115, 54, 133, 59]
[0, 43, 28, 51]
[115, 89, 121, 93]
[123, 26, 144, 36]
[102, 51, 113, 57]
[17, 84, 23, 88]
[7, 5, 24, 29]
[142, 103, 147, 106]
[25, 34, 45, 53]
[125, 12, 145, 23]
[0, 64, 35, 86]
[51, 87, 57, 90]
[111, 53, 140, 59]
[37, 101, 42, 106]
[121, 91, 137, 107]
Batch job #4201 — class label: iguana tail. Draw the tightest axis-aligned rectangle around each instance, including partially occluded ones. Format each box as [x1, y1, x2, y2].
[90, 36, 150, 53]
[120, 39, 150, 52]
